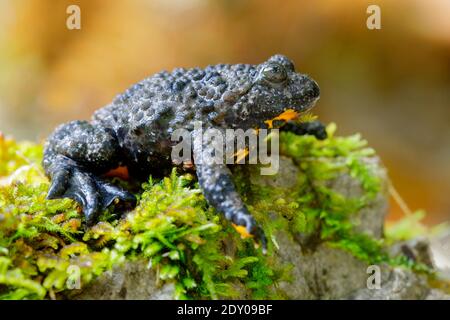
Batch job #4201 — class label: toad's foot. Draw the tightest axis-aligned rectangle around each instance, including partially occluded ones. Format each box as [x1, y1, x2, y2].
[46, 159, 136, 226]
[231, 211, 268, 254]
[282, 120, 328, 140]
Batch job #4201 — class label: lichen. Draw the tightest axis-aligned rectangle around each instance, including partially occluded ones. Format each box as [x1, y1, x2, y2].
[0, 124, 429, 300]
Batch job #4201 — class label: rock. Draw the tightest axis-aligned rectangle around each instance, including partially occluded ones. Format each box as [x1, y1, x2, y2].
[390, 237, 434, 268]
[425, 289, 450, 300]
[347, 267, 430, 300]
[275, 233, 369, 299]
[73, 260, 176, 300]
[430, 230, 450, 280]
[74, 156, 440, 300]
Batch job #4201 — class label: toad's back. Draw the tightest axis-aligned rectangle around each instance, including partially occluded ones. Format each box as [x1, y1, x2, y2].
[92, 63, 257, 134]
[87, 63, 258, 170]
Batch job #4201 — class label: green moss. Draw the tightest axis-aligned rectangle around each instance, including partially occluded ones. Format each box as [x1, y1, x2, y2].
[0, 124, 429, 300]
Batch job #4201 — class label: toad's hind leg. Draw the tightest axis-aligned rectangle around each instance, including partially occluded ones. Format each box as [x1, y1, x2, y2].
[43, 120, 136, 225]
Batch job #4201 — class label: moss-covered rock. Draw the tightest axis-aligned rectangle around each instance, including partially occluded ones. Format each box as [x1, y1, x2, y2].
[0, 124, 445, 300]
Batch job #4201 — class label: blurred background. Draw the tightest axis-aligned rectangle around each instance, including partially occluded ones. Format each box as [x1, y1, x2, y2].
[0, 0, 448, 225]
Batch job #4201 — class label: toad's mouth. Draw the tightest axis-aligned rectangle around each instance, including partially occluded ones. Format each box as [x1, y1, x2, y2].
[293, 94, 320, 113]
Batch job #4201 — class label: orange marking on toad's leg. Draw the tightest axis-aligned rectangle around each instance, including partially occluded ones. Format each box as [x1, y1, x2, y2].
[232, 223, 254, 239]
[274, 108, 299, 122]
[104, 166, 130, 180]
[234, 148, 249, 163]
[264, 109, 299, 129]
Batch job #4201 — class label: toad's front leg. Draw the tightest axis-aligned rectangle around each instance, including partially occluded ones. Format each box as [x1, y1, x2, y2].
[192, 130, 267, 252]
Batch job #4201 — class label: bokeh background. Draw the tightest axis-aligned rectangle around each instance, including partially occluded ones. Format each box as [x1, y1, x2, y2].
[0, 0, 449, 225]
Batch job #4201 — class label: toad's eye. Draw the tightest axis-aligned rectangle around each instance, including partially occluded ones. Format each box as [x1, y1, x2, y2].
[261, 63, 287, 83]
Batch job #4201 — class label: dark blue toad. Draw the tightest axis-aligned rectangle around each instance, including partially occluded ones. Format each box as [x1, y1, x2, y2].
[43, 54, 326, 251]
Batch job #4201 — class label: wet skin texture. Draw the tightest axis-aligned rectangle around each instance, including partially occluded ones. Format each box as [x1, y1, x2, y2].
[43, 54, 326, 250]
